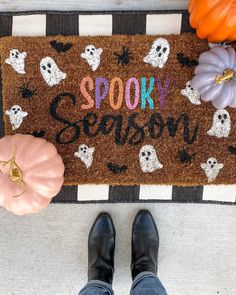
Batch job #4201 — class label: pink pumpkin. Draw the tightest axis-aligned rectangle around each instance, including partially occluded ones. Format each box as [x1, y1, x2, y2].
[0, 134, 65, 215]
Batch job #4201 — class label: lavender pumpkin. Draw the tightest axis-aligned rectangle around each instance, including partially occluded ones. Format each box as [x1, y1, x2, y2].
[191, 46, 236, 109]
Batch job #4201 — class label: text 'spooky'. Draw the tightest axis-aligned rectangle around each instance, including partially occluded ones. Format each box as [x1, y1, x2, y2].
[79, 76, 170, 111]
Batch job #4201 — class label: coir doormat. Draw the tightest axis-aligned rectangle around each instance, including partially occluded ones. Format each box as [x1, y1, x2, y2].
[1, 33, 236, 186]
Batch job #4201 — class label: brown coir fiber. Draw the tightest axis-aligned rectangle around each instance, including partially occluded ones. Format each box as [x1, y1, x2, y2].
[1, 33, 236, 186]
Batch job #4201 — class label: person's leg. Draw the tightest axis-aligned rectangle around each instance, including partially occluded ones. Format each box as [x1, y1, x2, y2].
[130, 210, 168, 295]
[78, 212, 116, 295]
[79, 280, 113, 295]
[130, 272, 167, 295]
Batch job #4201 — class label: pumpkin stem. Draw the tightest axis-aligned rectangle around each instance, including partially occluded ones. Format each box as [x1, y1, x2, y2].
[12, 181, 27, 198]
[0, 145, 27, 197]
[215, 68, 235, 85]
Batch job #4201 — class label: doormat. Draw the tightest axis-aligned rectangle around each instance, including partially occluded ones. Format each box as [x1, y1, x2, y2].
[1, 33, 236, 186]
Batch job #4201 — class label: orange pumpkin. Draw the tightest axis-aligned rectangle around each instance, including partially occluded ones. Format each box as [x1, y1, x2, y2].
[0, 134, 65, 215]
[189, 0, 236, 42]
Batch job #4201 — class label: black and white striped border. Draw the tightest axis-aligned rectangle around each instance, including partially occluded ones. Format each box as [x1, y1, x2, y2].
[0, 11, 235, 205]
[0, 10, 192, 37]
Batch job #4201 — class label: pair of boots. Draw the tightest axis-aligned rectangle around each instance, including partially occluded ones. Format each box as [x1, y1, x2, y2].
[88, 209, 159, 284]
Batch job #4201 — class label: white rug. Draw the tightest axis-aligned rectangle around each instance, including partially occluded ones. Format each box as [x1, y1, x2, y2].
[0, 203, 236, 295]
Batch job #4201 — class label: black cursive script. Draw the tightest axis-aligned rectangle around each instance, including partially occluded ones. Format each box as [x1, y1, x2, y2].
[49, 92, 199, 145]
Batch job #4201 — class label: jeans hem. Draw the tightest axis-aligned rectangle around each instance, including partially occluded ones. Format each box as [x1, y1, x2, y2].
[132, 271, 157, 289]
[79, 279, 113, 295]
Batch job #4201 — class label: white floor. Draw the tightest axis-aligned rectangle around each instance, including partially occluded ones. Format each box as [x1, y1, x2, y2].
[0, 203, 236, 295]
[0, 0, 188, 12]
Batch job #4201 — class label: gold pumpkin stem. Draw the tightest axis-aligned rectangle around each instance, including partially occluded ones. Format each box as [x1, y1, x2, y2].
[12, 182, 27, 198]
[0, 145, 27, 198]
[215, 68, 235, 85]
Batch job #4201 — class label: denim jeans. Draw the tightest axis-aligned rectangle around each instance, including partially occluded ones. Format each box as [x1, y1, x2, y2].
[79, 271, 168, 295]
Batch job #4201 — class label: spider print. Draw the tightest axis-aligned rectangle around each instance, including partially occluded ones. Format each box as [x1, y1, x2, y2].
[18, 83, 37, 98]
[114, 46, 134, 65]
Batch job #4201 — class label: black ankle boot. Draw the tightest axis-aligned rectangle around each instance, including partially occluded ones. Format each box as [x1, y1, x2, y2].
[131, 210, 159, 280]
[88, 212, 116, 284]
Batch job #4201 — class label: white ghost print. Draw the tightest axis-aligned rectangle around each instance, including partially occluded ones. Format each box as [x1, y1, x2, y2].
[5, 105, 28, 130]
[181, 81, 201, 105]
[139, 145, 163, 173]
[74, 144, 95, 169]
[208, 42, 231, 49]
[40, 57, 66, 87]
[5, 49, 27, 74]
[143, 38, 170, 68]
[81, 45, 103, 71]
[201, 157, 223, 183]
[207, 109, 231, 138]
